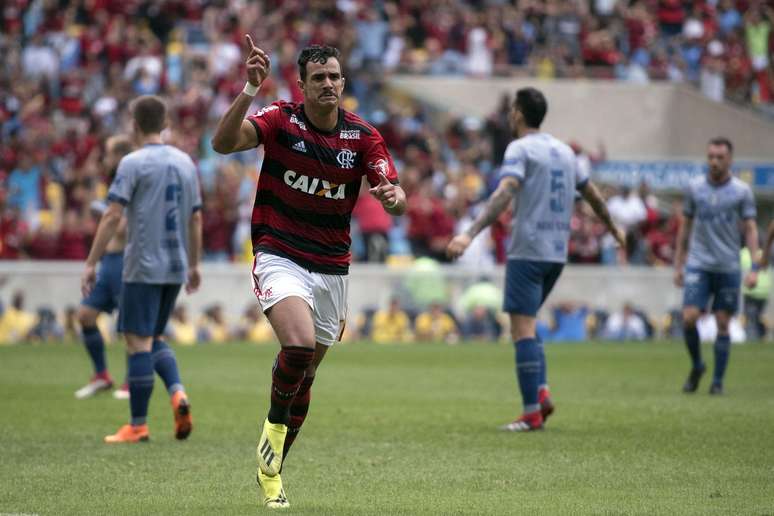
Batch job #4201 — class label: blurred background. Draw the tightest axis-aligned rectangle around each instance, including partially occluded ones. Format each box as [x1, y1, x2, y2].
[1, 0, 774, 346]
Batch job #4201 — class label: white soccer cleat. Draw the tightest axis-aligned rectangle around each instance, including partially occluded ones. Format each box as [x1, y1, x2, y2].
[112, 385, 130, 400]
[74, 377, 113, 399]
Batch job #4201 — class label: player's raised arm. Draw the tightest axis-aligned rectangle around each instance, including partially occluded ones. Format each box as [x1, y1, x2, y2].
[446, 176, 520, 260]
[578, 181, 626, 249]
[211, 35, 270, 154]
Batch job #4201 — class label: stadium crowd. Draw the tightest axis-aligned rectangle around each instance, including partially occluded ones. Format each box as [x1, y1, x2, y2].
[0, 0, 711, 268]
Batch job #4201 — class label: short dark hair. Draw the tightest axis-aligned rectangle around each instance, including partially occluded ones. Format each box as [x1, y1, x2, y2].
[107, 135, 133, 157]
[131, 95, 167, 134]
[297, 45, 341, 81]
[514, 87, 548, 128]
[708, 136, 733, 154]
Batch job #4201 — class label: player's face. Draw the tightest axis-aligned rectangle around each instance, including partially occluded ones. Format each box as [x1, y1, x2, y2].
[299, 59, 345, 110]
[707, 144, 732, 178]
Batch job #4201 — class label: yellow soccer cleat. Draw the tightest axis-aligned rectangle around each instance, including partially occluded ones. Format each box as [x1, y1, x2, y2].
[257, 468, 289, 509]
[256, 418, 287, 476]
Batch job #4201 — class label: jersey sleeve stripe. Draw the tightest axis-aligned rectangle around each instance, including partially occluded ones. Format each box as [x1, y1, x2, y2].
[500, 169, 525, 180]
[107, 193, 129, 205]
[248, 118, 262, 145]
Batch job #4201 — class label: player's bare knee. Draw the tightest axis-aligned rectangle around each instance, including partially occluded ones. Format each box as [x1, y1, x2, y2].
[77, 306, 98, 328]
[510, 314, 537, 341]
[682, 308, 700, 327]
[715, 312, 732, 333]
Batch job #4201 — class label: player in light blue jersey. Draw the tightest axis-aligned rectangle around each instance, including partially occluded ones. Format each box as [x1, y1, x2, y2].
[674, 137, 758, 395]
[74, 135, 133, 401]
[81, 95, 203, 443]
[447, 87, 624, 431]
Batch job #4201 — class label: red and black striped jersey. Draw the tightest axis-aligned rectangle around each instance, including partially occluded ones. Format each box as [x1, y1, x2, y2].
[247, 101, 399, 275]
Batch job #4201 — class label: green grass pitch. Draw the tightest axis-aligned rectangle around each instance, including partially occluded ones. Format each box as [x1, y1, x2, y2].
[1, 341, 773, 515]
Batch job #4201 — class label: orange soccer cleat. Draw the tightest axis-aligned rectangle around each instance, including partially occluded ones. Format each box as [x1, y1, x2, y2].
[104, 424, 150, 443]
[171, 390, 193, 440]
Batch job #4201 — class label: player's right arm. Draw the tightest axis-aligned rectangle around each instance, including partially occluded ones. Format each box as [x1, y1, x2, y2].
[211, 35, 270, 154]
[82, 202, 123, 297]
[186, 210, 203, 294]
[578, 181, 626, 249]
[673, 216, 693, 287]
[446, 176, 520, 260]
[673, 186, 696, 287]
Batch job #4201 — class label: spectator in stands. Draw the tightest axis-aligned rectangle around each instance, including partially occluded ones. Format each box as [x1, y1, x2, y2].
[167, 305, 197, 346]
[603, 302, 649, 341]
[741, 247, 770, 340]
[607, 185, 647, 262]
[236, 305, 275, 344]
[415, 302, 459, 343]
[540, 302, 589, 342]
[406, 179, 456, 262]
[352, 180, 393, 263]
[28, 307, 64, 342]
[197, 304, 229, 344]
[56, 209, 89, 260]
[461, 305, 501, 341]
[63, 305, 79, 341]
[371, 297, 413, 344]
[0, 291, 36, 343]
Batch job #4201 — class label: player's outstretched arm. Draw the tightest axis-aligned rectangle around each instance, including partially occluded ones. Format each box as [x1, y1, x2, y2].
[760, 220, 774, 269]
[186, 210, 203, 294]
[579, 181, 626, 249]
[446, 176, 520, 260]
[82, 202, 123, 297]
[211, 34, 270, 154]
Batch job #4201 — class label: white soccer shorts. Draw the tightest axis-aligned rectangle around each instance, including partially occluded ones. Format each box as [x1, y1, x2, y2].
[251, 251, 348, 346]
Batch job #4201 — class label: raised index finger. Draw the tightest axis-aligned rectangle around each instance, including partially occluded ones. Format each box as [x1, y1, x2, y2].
[245, 34, 258, 53]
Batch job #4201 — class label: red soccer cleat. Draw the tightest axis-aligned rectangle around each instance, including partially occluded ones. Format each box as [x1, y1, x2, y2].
[499, 410, 544, 432]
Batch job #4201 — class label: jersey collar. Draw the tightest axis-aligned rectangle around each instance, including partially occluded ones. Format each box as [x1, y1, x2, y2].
[300, 105, 343, 135]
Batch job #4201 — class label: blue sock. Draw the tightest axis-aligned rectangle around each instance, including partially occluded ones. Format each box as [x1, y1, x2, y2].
[128, 352, 154, 426]
[515, 338, 541, 413]
[152, 339, 184, 395]
[536, 336, 547, 390]
[683, 326, 703, 369]
[713, 334, 731, 385]
[82, 326, 107, 375]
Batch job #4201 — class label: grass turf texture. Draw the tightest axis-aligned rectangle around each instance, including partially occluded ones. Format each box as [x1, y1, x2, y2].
[1, 341, 773, 515]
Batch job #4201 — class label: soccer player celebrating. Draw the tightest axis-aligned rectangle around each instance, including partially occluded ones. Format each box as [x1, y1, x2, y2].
[446, 87, 624, 432]
[81, 95, 203, 443]
[75, 135, 132, 400]
[674, 137, 758, 395]
[212, 37, 406, 508]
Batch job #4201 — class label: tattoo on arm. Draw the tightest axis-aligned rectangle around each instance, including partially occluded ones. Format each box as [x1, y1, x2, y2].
[465, 178, 519, 239]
